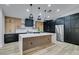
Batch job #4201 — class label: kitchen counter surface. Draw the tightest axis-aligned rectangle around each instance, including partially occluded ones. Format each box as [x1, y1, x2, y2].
[4, 32, 43, 35]
[19, 33, 54, 38]
[4, 33, 27, 35]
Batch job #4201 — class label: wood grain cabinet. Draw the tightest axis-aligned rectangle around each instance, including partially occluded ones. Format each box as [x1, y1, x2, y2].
[23, 35, 52, 51]
[5, 17, 15, 33]
[15, 19, 21, 29]
[5, 16, 21, 33]
[35, 21, 43, 32]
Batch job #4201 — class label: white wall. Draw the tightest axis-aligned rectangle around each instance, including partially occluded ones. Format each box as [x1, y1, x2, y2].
[0, 8, 4, 47]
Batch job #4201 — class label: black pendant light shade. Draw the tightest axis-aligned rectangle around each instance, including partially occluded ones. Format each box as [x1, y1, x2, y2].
[37, 16, 41, 20]
[29, 4, 33, 19]
[38, 7, 40, 9]
[29, 13, 33, 19]
[30, 4, 32, 6]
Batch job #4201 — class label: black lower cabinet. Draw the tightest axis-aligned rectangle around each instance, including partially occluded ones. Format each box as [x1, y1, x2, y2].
[4, 34, 18, 43]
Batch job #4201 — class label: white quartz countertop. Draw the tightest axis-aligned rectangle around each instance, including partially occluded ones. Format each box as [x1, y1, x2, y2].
[19, 33, 54, 38]
[19, 33, 56, 54]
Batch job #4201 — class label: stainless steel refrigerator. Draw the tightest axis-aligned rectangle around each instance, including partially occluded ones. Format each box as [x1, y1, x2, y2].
[55, 25, 64, 42]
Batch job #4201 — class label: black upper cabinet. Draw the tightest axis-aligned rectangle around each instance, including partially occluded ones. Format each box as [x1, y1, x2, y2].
[44, 20, 55, 33]
[70, 13, 79, 28]
[55, 17, 65, 25]
[25, 18, 33, 27]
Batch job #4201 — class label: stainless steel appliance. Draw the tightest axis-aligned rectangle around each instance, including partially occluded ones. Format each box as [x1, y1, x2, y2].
[55, 25, 64, 42]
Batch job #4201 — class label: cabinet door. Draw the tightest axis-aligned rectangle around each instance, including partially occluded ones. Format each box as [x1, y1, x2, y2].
[35, 21, 43, 32]
[4, 34, 18, 43]
[5, 16, 21, 33]
[44, 20, 55, 33]
[50, 21, 55, 33]
[44, 21, 48, 32]
[44, 21, 51, 32]
[5, 18, 16, 33]
[64, 16, 71, 43]
[15, 19, 21, 29]
[56, 17, 65, 25]
[70, 14, 79, 44]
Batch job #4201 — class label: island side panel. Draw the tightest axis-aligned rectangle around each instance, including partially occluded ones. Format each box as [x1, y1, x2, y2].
[23, 35, 52, 53]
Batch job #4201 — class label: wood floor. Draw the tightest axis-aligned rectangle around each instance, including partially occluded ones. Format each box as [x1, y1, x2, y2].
[0, 41, 79, 55]
[27, 42, 79, 55]
[0, 42, 20, 55]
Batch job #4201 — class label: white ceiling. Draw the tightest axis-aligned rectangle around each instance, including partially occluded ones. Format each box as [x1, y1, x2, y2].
[0, 4, 79, 20]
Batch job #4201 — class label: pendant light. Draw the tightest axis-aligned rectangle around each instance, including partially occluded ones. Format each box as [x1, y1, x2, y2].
[29, 13, 33, 19]
[37, 7, 41, 20]
[29, 4, 33, 20]
[44, 9, 47, 20]
[37, 15, 41, 20]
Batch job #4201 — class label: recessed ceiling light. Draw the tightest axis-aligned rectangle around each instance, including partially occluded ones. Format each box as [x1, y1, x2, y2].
[57, 9, 60, 12]
[47, 16, 50, 18]
[39, 13, 42, 15]
[48, 4, 51, 7]
[26, 9, 30, 12]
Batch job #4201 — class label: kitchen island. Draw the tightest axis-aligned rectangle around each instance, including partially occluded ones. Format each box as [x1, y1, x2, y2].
[19, 33, 55, 55]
